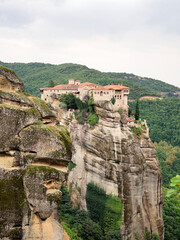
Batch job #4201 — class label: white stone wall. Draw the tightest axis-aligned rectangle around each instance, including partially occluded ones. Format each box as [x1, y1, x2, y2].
[41, 89, 79, 103]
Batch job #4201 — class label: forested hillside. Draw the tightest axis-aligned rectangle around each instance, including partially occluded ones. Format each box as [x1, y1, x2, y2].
[0, 61, 179, 99]
[154, 142, 180, 240]
[129, 98, 180, 146]
[0, 61, 179, 239]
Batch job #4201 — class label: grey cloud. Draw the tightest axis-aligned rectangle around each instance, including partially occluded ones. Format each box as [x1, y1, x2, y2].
[1, 0, 180, 38]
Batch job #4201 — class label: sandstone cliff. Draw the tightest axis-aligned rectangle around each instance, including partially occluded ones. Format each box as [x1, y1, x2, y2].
[0, 66, 164, 240]
[0, 66, 71, 240]
[65, 101, 164, 240]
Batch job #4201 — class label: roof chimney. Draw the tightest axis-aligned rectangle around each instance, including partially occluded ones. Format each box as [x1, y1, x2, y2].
[68, 79, 75, 85]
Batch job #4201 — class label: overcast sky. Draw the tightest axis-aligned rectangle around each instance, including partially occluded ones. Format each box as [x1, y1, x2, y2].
[0, 0, 180, 87]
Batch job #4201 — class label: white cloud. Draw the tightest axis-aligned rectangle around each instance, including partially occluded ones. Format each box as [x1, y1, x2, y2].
[0, 0, 180, 87]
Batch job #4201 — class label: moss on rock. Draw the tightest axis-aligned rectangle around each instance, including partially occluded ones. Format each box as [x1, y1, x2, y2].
[24, 165, 60, 177]
[30, 96, 54, 117]
[0, 173, 25, 211]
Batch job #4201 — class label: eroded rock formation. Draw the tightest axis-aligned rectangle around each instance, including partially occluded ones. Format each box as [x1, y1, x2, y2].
[0, 65, 164, 240]
[0, 66, 71, 240]
[66, 101, 164, 240]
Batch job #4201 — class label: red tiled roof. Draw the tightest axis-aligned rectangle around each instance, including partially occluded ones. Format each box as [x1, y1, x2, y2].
[42, 84, 79, 90]
[79, 82, 99, 86]
[92, 84, 129, 91]
[41, 82, 128, 91]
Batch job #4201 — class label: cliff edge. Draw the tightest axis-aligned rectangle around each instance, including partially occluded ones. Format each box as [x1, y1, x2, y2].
[65, 101, 164, 240]
[0, 66, 71, 240]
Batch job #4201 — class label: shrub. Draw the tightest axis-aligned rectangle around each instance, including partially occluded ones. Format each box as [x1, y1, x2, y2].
[88, 94, 94, 113]
[86, 183, 123, 232]
[75, 97, 88, 111]
[103, 195, 123, 233]
[88, 113, 99, 127]
[77, 109, 88, 125]
[130, 126, 143, 137]
[59, 93, 77, 110]
[111, 96, 116, 105]
[102, 231, 122, 240]
[59, 102, 67, 110]
[61, 223, 82, 240]
[78, 218, 102, 240]
[86, 183, 107, 226]
[68, 161, 76, 171]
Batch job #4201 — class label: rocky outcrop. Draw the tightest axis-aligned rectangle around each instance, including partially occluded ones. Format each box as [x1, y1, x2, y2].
[0, 66, 24, 92]
[66, 101, 164, 240]
[0, 67, 71, 240]
[0, 66, 164, 240]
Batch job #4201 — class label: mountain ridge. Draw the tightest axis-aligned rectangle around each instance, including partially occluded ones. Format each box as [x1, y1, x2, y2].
[0, 61, 179, 99]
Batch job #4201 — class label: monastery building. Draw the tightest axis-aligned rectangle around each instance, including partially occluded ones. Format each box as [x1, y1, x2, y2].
[40, 79, 129, 107]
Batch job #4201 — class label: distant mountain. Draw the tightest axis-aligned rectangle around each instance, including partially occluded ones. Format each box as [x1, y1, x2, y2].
[0, 61, 179, 98]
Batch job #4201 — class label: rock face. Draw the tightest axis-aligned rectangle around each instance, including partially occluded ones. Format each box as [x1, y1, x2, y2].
[0, 67, 71, 239]
[0, 66, 164, 240]
[67, 101, 164, 240]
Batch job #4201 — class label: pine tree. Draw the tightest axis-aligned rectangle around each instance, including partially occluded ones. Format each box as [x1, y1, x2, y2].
[48, 80, 56, 87]
[135, 99, 140, 120]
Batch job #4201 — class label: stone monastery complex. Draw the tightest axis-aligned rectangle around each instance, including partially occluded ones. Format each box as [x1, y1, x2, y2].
[40, 79, 129, 107]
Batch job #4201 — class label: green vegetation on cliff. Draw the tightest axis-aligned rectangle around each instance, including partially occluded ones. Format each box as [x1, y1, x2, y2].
[58, 185, 122, 240]
[59, 93, 99, 127]
[1, 61, 179, 99]
[86, 183, 123, 232]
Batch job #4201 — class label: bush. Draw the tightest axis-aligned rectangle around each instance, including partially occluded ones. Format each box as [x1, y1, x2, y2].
[86, 183, 107, 226]
[86, 183, 123, 232]
[88, 94, 94, 113]
[68, 161, 76, 171]
[61, 223, 82, 240]
[77, 109, 88, 125]
[130, 126, 143, 137]
[102, 231, 122, 240]
[75, 97, 88, 111]
[59, 93, 77, 110]
[59, 102, 67, 110]
[103, 195, 123, 233]
[88, 113, 99, 127]
[111, 96, 116, 105]
[78, 218, 102, 240]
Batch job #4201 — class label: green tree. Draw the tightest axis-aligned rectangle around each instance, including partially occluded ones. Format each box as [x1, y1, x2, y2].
[102, 231, 122, 240]
[111, 96, 116, 105]
[48, 80, 56, 87]
[135, 99, 140, 120]
[59, 93, 77, 110]
[163, 195, 180, 240]
[167, 175, 180, 197]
